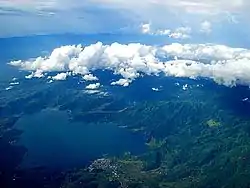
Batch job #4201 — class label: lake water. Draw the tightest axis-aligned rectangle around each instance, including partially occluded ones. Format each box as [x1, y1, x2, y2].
[14, 108, 146, 170]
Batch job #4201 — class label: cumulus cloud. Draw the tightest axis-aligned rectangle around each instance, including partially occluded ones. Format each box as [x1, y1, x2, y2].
[9, 41, 250, 87]
[200, 21, 212, 34]
[111, 78, 130, 87]
[25, 70, 44, 79]
[182, 84, 189, 90]
[85, 83, 101, 90]
[152, 87, 160, 92]
[82, 74, 99, 81]
[50, 72, 71, 80]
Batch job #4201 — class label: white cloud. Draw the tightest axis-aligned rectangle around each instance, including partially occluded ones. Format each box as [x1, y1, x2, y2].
[140, 23, 191, 39]
[140, 23, 171, 36]
[155, 29, 171, 36]
[152, 87, 160, 92]
[9, 41, 250, 87]
[51, 72, 70, 80]
[182, 84, 189, 90]
[141, 23, 151, 34]
[25, 70, 44, 79]
[168, 27, 192, 39]
[82, 74, 99, 81]
[242, 97, 249, 101]
[9, 82, 19, 85]
[84, 89, 109, 96]
[5, 86, 13, 91]
[85, 83, 101, 90]
[200, 20, 212, 34]
[111, 78, 130, 87]
[84, 90, 100, 94]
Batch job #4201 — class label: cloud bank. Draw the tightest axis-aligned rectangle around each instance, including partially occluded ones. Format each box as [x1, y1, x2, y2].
[9, 41, 250, 87]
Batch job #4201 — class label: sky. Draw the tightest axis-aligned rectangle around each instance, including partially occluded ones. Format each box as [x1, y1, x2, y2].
[0, 0, 250, 38]
[2, 0, 250, 90]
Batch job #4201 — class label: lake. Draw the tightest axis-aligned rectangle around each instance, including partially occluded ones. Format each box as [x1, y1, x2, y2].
[14, 108, 146, 170]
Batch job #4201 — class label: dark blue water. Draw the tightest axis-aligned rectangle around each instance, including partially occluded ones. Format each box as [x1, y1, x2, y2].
[14, 108, 146, 170]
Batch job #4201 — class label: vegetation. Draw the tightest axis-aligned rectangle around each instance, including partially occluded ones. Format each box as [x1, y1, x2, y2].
[2, 77, 250, 187]
[60, 89, 250, 188]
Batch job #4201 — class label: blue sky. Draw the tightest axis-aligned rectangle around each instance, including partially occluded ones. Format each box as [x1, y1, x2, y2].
[0, 0, 250, 38]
